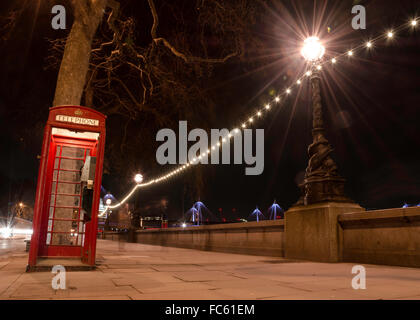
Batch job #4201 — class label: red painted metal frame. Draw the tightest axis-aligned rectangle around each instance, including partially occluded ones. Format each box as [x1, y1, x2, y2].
[28, 106, 106, 268]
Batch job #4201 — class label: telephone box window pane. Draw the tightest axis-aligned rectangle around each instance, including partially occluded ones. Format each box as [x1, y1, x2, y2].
[56, 170, 80, 182]
[47, 219, 53, 232]
[77, 234, 84, 246]
[56, 183, 79, 194]
[55, 146, 61, 156]
[48, 206, 54, 219]
[60, 158, 85, 172]
[46, 233, 51, 245]
[51, 233, 76, 246]
[53, 208, 79, 220]
[51, 182, 57, 194]
[55, 191, 80, 206]
[52, 220, 73, 232]
[61, 146, 85, 158]
[54, 158, 60, 169]
[79, 234, 85, 246]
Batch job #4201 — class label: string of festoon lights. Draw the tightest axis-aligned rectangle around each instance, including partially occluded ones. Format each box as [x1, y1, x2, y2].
[101, 17, 418, 214]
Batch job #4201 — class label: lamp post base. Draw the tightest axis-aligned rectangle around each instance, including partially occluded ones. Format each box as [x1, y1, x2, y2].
[295, 175, 353, 206]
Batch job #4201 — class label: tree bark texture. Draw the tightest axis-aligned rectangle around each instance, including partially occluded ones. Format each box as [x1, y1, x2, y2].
[53, 0, 107, 106]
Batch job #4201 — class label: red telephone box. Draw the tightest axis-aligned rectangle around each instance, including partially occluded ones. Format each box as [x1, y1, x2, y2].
[28, 106, 106, 270]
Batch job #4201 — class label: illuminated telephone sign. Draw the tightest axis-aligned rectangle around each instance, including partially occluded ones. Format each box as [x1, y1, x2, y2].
[28, 106, 106, 271]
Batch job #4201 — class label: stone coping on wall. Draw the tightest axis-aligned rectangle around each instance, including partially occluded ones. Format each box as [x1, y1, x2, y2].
[135, 219, 285, 233]
[338, 206, 420, 229]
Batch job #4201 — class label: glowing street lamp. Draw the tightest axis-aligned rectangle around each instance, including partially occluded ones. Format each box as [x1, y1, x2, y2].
[0, 227, 12, 239]
[105, 198, 112, 206]
[134, 173, 143, 184]
[301, 37, 325, 62]
[298, 36, 348, 205]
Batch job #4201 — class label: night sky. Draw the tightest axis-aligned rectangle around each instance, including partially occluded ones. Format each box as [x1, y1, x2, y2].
[1, 0, 419, 222]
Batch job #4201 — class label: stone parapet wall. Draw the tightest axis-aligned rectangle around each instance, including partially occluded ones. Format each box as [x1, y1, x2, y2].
[103, 206, 420, 268]
[339, 206, 420, 267]
[113, 220, 285, 257]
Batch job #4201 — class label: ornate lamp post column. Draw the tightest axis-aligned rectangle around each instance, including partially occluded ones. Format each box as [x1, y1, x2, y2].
[285, 38, 363, 262]
[298, 37, 349, 205]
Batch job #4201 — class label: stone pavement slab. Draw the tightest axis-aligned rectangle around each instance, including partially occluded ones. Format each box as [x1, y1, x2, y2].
[1, 239, 420, 300]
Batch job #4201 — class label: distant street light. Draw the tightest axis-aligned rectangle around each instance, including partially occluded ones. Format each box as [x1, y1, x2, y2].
[105, 198, 112, 206]
[0, 227, 12, 239]
[134, 173, 143, 184]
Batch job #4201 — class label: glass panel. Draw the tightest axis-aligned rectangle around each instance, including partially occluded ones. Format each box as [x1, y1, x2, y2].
[53, 208, 79, 220]
[60, 158, 85, 171]
[56, 182, 79, 194]
[48, 206, 54, 219]
[46, 233, 51, 245]
[54, 158, 60, 169]
[77, 234, 84, 246]
[79, 233, 85, 246]
[51, 233, 77, 246]
[56, 170, 80, 182]
[52, 220, 73, 232]
[78, 213, 85, 231]
[51, 182, 57, 194]
[61, 146, 85, 158]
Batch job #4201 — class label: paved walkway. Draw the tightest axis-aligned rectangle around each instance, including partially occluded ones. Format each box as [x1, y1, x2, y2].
[1, 239, 420, 300]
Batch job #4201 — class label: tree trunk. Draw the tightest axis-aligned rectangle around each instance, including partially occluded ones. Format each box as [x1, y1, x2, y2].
[53, 0, 107, 106]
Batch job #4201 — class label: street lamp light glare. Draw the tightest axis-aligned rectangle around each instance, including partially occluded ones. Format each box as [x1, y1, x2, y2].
[134, 173, 143, 184]
[0, 227, 12, 239]
[387, 31, 393, 38]
[411, 20, 417, 26]
[366, 41, 372, 48]
[105, 198, 112, 206]
[301, 37, 325, 61]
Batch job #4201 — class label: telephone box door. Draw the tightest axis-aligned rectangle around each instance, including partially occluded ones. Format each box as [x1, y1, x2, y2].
[38, 135, 98, 257]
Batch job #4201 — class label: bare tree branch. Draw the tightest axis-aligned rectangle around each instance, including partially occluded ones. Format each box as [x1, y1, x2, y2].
[153, 37, 238, 63]
[148, 0, 238, 64]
